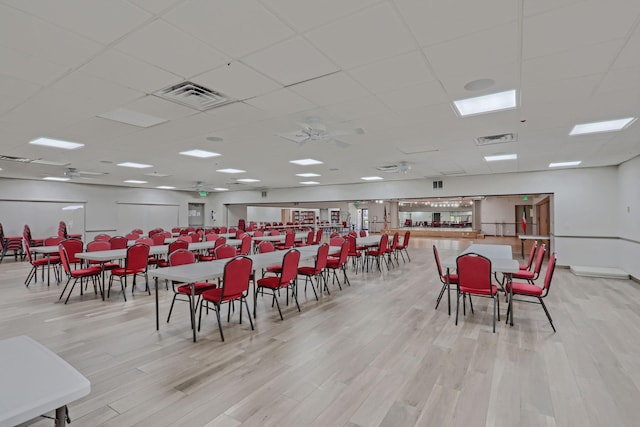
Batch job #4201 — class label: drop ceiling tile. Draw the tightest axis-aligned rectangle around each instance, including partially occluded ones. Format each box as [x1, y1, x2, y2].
[245, 89, 317, 116]
[204, 102, 273, 131]
[124, 95, 198, 121]
[523, 0, 586, 17]
[289, 72, 369, 106]
[80, 50, 181, 94]
[114, 20, 227, 79]
[377, 80, 449, 112]
[523, 1, 639, 59]
[522, 40, 622, 86]
[395, 0, 517, 47]
[194, 62, 280, 101]
[305, 3, 415, 69]
[242, 37, 339, 86]
[0, 45, 69, 86]
[613, 25, 640, 70]
[3, 0, 151, 44]
[164, 0, 293, 57]
[128, 0, 183, 15]
[261, 0, 380, 32]
[349, 50, 435, 94]
[323, 96, 391, 122]
[0, 75, 41, 116]
[0, 4, 103, 68]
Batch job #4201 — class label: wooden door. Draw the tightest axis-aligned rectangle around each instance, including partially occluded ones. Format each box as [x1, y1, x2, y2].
[537, 197, 550, 236]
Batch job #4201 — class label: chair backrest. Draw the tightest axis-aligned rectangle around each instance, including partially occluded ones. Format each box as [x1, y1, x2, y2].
[238, 234, 252, 255]
[151, 233, 165, 246]
[125, 233, 139, 240]
[359, 230, 367, 237]
[189, 232, 202, 243]
[110, 236, 128, 249]
[283, 232, 294, 248]
[253, 230, 264, 237]
[279, 249, 301, 285]
[456, 253, 492, 292]
[169, 249, 195, 266]
[314, 243, 329, 273]
[330, 232, 340, 238]
[95, 233, 111, 241]
[345, 235, 358, 256]
[524, 241, 538, 269]
[205, 233, 218, 242]
[60, 239, 83, 264]
[215, 244, 236, 260]
[330, 236, 345, 247]
[533, 244, 547, 275]
[131, 229, 143, 235]
[214, 236, 226, 248]
[269, 229, 280, 236]
[305, 231, 315, 245]
[219, 226, 227, 233]
[87, 240, 110, 252]
[433, 245, 444, 277]
[23, 238, 34, 264]
[336, 240, 349, 266]
[221, 256, 253, 299]
[24, 225, 33, 241]
[542, 253, 557, 293]
[402, 231, 410, 247]
[314, 229, 323, 244]
[178, 235, 192, 243]
[45, 236, 64, 246]
[378, 234, 389, 252]
[390, 232, 399, 250]
[167, 239, 189, 254]
[136, 237, 154, 246]
[58, 245, 73, 275]
[125, 243, 150, 271]
[257, 241, 274, 253]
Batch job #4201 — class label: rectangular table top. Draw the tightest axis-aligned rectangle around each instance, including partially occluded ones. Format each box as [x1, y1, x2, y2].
[442, 244, 519, 273]
[518, 235, 550, 240]
[0, 335, 90, 427]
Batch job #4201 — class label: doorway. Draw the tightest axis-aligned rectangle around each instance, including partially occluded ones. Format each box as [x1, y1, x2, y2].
[537, 197, 551, 236]
[188, 203, 204, 227]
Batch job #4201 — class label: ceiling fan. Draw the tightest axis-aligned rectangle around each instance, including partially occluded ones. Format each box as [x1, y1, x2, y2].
[377, 161, 412, 174]
[277, 117, 364, 148]
[63, 167, 108, 179]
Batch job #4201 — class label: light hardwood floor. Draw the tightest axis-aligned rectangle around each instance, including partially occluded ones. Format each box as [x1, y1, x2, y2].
[2, 237, 640, 426]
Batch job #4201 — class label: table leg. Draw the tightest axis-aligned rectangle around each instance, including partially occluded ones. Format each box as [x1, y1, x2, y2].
[190, 283, 197, 342]
[508, 273, 514, 326]
[521, 239, 525, 259]
[54, 405, 67, 427]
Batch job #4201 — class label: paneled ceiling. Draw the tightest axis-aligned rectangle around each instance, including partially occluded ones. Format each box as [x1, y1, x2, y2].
[0, 0, 638, 193]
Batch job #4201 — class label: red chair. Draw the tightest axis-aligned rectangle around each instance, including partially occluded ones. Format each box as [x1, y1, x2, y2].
[151, 233, 165, 246]
[296, 231, 315, 247]
[86, 240, 119, 271]
[275, 232, 294, 251]
[433, 245, 459, 314]
[395, 231, 411, 263]
[157, 240, 189, 268]
[136, 237, 154, 246]
[215, 244, 236, 260]
[109, 236, 128, 250]
[94, 233, 111, 241]
[58, 243, 101, 304]
[345, 235, 362, 273]
[520, 241, 538, 270]
[328, 236, 344, 257]
[24, 224, 44, 247]
[455, 253, 500, 333]
[125, 233, 139, 240]
[131, 228, 143, 235]
[297, 243, 329, 300]
[236, 234, 252, 256]
[359, 230, 367, 238]
[257, 241, 280, 276]
[197, 256, 254, 341]
[197, 233, 219, 262]
[511, 244, 546, 283]
[253, 230, 264, 237]
[506, 253, 558, 332]
[255, 249, 301, 320]
[23, 238, 59, 286]
[364, 234, 389, 272]
[314, 229, 323, 244]
[166, 249, 217, 326]
[386, 232, 400, 267]
[0, 223, 23, 263]
[108, 243, 150, 301]
[269, 230, 280, 236]
[326, 240, 350, 289]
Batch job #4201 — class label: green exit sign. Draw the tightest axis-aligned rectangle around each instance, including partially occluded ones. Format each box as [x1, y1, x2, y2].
[522, 196, 529, 201]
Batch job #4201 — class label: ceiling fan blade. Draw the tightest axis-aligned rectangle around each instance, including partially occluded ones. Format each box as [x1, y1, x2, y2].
[329, 127, 365, 137]
[277, 131, 310, 143]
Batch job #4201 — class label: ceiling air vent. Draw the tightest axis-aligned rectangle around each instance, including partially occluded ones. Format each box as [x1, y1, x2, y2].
[475, 133, 517, 146]
[0, 154, 34, 163]
[154, 82, 232, 111]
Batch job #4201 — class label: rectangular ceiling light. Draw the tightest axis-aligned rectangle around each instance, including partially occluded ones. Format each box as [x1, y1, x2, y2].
[30, 137, 84, 150]
[453, 89, 517, 117]
[117, 162, 152, 168]
[300, 181, 319, 185]
[124, 180, 148, 184]
[569, 117, 637, 135]
[97, 108, 168, 128]
[484, 153, 517, 162]
[216, 168, 246, 174]
[179, 149, 221, 158]
[361, 176, 384, 181]
[296, 173, 321, 177]
[289, 158, 323, 166]
[237, 178, 260, 183]
[62, 205, 84, 211]
[549, 161, 581, 168]
[156, 186, 176, 189]
[43, 176, 70, 181]
[213, 187, 229, 191]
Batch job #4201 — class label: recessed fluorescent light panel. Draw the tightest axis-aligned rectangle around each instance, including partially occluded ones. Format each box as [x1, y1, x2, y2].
[117, 162, 152, 169]
[62, 205, 84, 211]
[213, 187, 229, 191]
[124, 180, 148, 184]
[484, 154, 517, 162]
[43, 176, 70, 181]
[296, 173, 321, 177]
[216, 168, 246, 174]
[97, 108, 168, 128]
[569, 117, 637, 135]
[179, 149, 221, 158]
[300, 181, 319, 185]
[453, 89, 517, 117]
[156, 186, 176, 189]
[549, 161, 581, 168]
[289, 158, 323, 166]
[30, 137, 84, 150]
[237, 178, 260, 183]
[361, 176, 383, 181]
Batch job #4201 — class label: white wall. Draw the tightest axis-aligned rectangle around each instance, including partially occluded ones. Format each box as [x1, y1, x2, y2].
[247, 206, 283, 223]
[480, 196, 533, 236]
[617, 156, 640, 278]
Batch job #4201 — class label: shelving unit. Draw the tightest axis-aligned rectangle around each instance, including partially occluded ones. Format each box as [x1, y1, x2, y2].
[289, 209, 316, 225]
[330, 210, 340, 223]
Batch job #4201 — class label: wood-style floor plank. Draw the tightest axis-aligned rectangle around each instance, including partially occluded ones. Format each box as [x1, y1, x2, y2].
[2, 236, 640, 426]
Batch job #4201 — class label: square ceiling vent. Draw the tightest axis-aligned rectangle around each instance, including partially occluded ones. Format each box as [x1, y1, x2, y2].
[154, 82, 232, 111]
[474, 133, 517, 146]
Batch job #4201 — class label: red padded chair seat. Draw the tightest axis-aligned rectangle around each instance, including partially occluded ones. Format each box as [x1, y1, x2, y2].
[325, 258, 341, 269]
[197, 254, 215, 262]
[505, 281, 544, 296]
[176, 282, 217, 295]
[297, 266, 317, 275]
[265, 265, 281, 274]
[256, 276, 280, 289]
[459, 284, 498, 296]
[200, 287, 243, 302]
[442, 273, 458, 283]
[69, 266, 102, 277]
[33, 256, 60, 266]
[111, 267, 145, 276]
[519, 264, 528, 270]
[365, 249, 383, 256]
[511, 270, 535, 280]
